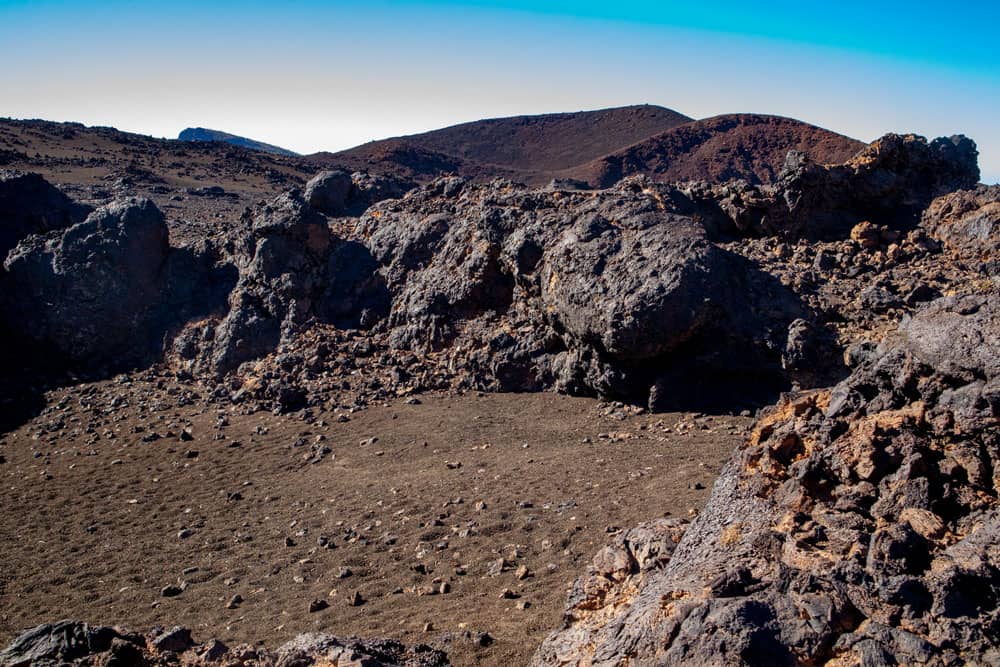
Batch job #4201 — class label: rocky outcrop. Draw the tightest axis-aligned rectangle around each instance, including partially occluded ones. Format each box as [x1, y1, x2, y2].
[0, 170, 89, 260]
[683, 133, 980, 241]
[532, 292, 1000, 666]
[357, 176, 803, 409]
[168, 189, 386, 381]
[1, 196, 232, 375]
[305, 169, 415, 217]
[922, 185, 1000, 276]
[0, 620, 448, 667]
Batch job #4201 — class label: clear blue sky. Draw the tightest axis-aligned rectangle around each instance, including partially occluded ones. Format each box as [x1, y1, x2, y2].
[1, 0, 998, 182]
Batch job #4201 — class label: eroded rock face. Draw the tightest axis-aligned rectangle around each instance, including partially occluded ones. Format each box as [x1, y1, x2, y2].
[168, 189, 387, 382]
[4, 199, 168, 370]
[0, 620, 449, 667]
[357, 176, 803, 408]
[922, 185, 1000, 276]
[533, 292, 1000, 666]
[0, 170, 90, 261]
[683, 133, 980, 241]
[305, 169, 415, 217]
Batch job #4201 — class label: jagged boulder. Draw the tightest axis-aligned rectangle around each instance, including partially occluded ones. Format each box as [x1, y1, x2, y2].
[169, 189, 386, 380]
[0, 170, 90, 261]
[3, 198, 170, 369]
[305, 169, 353, 214]
[922, 185, 1000, 275]
[305, 169, 414, 217]
[358, 176, 803, 408]
[683, 133, 980, 241]
[1, 195, 233, 376]
[533, 292, 1000, 666]
[0, 621, 448, 667]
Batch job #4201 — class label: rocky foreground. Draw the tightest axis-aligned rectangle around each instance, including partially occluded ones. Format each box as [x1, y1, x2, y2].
[1, 129, 998, 665]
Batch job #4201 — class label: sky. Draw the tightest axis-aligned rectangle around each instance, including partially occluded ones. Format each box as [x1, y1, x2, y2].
[1, 0, 998, 182]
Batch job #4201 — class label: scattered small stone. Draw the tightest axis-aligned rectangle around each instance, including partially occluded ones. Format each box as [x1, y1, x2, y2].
[160, 584, 183, 598]
[308, 599, 329, 613]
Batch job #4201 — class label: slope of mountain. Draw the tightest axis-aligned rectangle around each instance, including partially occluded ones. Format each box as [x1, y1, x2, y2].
[310, 104, 693, 185]
[179, 127, 300, 157]
[566, 114, 866, 187]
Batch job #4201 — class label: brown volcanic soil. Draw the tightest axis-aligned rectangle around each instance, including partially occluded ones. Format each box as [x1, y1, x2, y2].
[567, 113, 865, 187]
[0, 376, 749, 666]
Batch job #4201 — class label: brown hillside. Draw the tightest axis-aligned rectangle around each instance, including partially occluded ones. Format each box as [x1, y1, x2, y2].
[311, 104, 693, 185]
[567, 113, 865, 187]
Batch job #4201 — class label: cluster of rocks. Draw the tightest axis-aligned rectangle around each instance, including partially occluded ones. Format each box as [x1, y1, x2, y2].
[0, 132, 988, 418]
[531, 292, 999, 665]
[0, 620, 447, 667]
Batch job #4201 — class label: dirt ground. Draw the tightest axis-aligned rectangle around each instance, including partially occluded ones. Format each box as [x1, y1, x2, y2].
[0, 376, 750, 666]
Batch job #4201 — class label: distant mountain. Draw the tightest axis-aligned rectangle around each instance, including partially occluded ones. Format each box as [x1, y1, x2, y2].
[565, 114, 865, 187]
[310, 108, 863, 188]
[309, 105, 693, 185]
[178, 127, 299, 157]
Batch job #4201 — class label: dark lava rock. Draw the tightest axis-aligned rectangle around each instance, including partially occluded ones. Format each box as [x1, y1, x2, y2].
[358, 175, 803, 409]
[922, 184, 1000, 275]
[0, 170, 90, 261]
[2, 197, 231, 375]
[305, 169, 414, 217]
[532, 292, 1000, 666]
[168, 188, 387, 378]
[683, 133, 980, 241]
[0, 620, 129, 666]
[0, 621, 448, 667]
[305, 169, 353, 215]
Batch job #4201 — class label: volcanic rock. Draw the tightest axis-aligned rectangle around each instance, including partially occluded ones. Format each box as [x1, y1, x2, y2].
[532, 292, 1000, 666]
[1, 196, 231, 375]
[0, 170, 89, 261]
[0, 621, 448, 666]
[922, 184, 1000, 275]
[683, 133, 980, 240]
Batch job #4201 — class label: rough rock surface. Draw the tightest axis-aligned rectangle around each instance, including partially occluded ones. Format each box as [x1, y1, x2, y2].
[683, 133, 980, 240]
[0, 170, 89, 260]
[168, 189, 385, 383]
[356, 176, 802, 408]
[532, 292, 1000, 666]
[0, 620, 448, 667]
[1, 198, 231, 374]
[922, 184, 1000, 276]
[305, 169, 413, 217]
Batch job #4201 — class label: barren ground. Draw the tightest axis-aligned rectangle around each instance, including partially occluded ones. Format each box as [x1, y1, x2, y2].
[0, 377, 749, 666]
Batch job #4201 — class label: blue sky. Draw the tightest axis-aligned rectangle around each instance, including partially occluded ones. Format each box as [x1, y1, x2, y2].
[1, 1, 998, 182]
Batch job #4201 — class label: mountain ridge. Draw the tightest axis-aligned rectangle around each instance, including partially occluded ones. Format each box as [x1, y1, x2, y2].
[178, 127, 300, 157]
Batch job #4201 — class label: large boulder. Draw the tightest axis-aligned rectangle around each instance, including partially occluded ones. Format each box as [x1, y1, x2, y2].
[358, 176, 803, 407]
[305, 169, 414, 217]
[532, 292, 1000, 666]
[304, 169, 353, 214]
[0, 170, 89, 260]
[1, 196, 233, 376]
[921, 184, 1000, 275]
[3, 198, 170, 369]
[169, 189, 386, 378]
